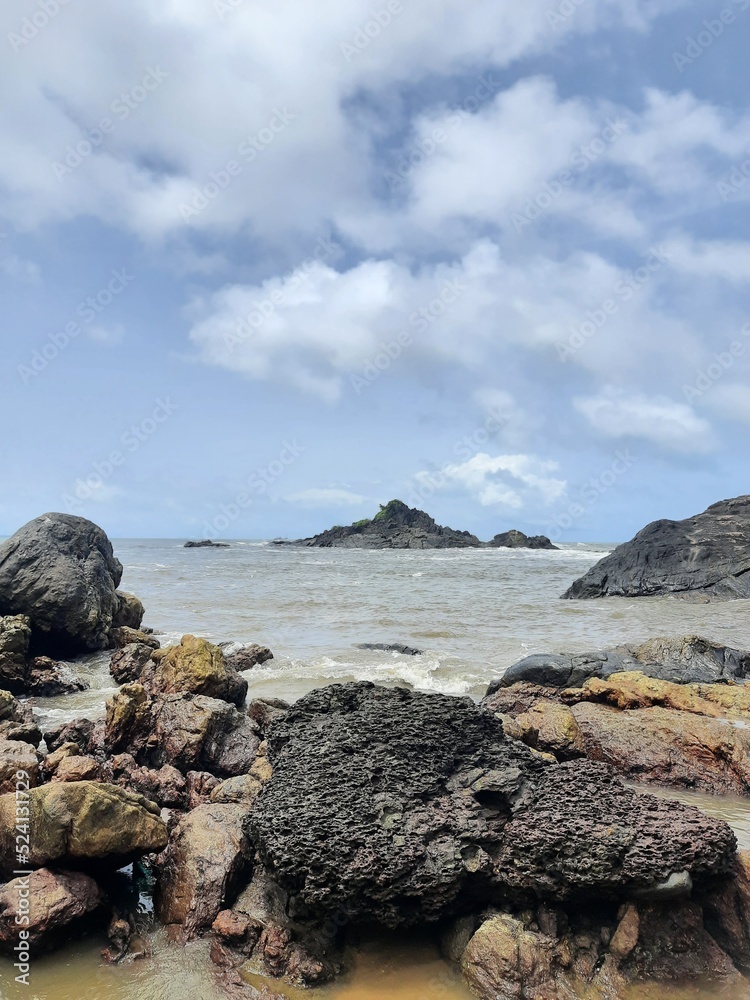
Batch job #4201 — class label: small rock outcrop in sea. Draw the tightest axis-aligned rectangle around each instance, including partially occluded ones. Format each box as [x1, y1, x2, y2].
[0, 513, 145, 657]
[355, 642, 423, 656]
[490, 635, 750, 691]
[294, 499, 482, 549]
[488, 529, 558, 550]
[563, 494, 750, 600]
[184, 539, 230, 548]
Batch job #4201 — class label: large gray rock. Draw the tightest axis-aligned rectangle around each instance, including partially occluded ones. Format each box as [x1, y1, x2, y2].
[249, 683, 736, 929]
[563, 495, 750, 600]
[488, 530, 558, 550]
[488, 636, 750, 693]
[0, 514, 130, 654]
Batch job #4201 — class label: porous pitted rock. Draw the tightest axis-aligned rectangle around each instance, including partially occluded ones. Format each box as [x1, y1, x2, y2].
[0, 615, 32, 692]
[489, 636, 750, 692]
[250, 683, 735, 929]
[0, 868, 104, 955]
[105, 684, 259, 777]
[0, 513, 132, 654]
[150, 635, 248, 707]
[702, 850, 750, 972]
[563, 495, 750, 600]
[488, 530, 558, 550]
[0, 737, 40, 793]
[295, 500, 482, 549]
[492, 759, 736, 900]
[110, 642, 155, 685]
[155, 802, 254, 938]
[0, 689, 41, 745]
[0, 781, 167, 877]
[111, 590, 145, 631]
[221, 642, 274, 672]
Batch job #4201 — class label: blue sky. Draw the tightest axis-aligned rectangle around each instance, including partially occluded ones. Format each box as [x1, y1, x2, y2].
[1, 0, 749, 542]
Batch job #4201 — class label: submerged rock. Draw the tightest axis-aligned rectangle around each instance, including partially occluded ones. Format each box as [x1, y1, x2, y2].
[221, 642, 274, 672]
[356, 642, 423, 656]
[0, 513, 129, 654]
[184, 540, 230, 548]
[0, 869, 104, 955]
[563, 495, 750, 600]
[250, 682, 735, 929]
[0, 781, 168, 877]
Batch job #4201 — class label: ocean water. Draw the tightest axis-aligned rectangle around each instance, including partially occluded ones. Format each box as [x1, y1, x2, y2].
[32, 537, 750, 729]
[6, 539, 750, 1000]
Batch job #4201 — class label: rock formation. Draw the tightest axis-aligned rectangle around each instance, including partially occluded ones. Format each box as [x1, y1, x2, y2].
[563, 495, 750, 600]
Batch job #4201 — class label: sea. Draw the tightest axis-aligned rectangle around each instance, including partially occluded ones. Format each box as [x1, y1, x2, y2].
[3, 539, 750, 1000]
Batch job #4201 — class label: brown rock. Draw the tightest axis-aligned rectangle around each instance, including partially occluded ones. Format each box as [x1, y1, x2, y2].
[150, 635, 247, 707]
[514, 701, 586, 760]
[27, 656, 87, 697]
[155, 802, 253, 938]
[0, 689, 41, 745]
[101, 753, 187, 809]
[109, 626, 159, 650]
[52, 755, 101, 782]
[109, 642, 156, 685]
[0, 737, 40, 793]
[222, 643, 274, 672]
[0, 781, 168, 877]
[0, 868, 103, 955]
[569, 701, 750, 794]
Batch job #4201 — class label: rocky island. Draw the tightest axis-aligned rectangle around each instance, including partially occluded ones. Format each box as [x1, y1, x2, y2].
[287, 499, 558, 550]
[564, 494, 750, 600]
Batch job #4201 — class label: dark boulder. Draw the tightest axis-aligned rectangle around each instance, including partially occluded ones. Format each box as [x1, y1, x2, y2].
[356, 642, 423, 656]
[563, 495, 750, 600]
[249, 683, 735, 929]
[0, 615, 32, 692]
[184, 540, 230, 548]
[0, 513, 134, 654]
[110, 642, 156, 685]
[487, 530, 558, 550]
[221, 642, 274, 671]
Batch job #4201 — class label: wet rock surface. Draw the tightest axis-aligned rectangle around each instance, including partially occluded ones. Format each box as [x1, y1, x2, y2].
[563, 494, 750, 600]
[149, 634, 248, 707]
[0, 868, 104, 955]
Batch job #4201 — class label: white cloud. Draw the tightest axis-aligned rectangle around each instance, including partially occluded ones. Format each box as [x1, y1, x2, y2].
[285, 488, 366, 507]
[574, 387, 715, 453]
[0, 254, 41, 283]
[428, 452, 567, 508]
[702, 383, 750, 424]
[86, 324, 125, 345]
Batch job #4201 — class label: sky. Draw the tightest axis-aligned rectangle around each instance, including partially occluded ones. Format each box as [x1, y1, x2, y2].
[1, 0, 749, 543]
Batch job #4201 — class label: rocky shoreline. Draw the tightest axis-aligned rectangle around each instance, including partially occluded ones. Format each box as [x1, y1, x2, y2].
[3, 510, 750, 998]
